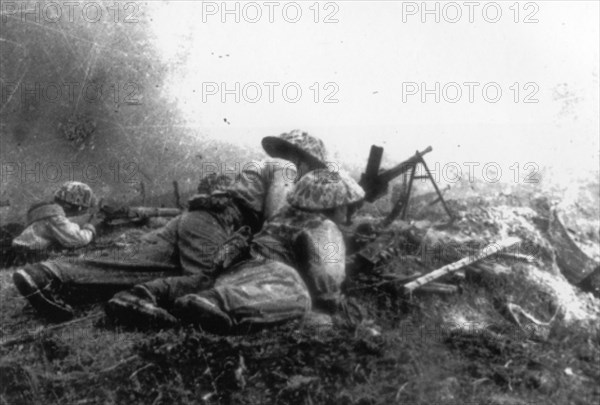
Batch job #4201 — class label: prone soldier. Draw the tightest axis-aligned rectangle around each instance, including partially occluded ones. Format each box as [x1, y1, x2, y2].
[107, 168, 366, 332]
[12, 181, 101, 253]
[12, 130, 332, 322]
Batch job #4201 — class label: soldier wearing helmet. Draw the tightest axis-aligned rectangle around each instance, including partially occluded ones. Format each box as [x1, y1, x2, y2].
[224, 129, 329, 227]
[106, 168, 365, 332]
[12, 181, 100, 252]
[13, 131, 332, 322]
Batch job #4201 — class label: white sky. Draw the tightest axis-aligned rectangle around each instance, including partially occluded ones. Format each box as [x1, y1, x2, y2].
[147, 1, 599, 184]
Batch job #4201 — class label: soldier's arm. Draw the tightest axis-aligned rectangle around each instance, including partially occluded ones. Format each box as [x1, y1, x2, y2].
[295, 219, 346, 311]
[47, 215, 96, 248]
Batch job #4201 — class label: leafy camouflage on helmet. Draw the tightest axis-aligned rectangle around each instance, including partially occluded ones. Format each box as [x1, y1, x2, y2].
[288, 169, 365, 211]
[197, 173, 233, 194]
[261, 129, 327, 169]
[54, 181, 96, 209]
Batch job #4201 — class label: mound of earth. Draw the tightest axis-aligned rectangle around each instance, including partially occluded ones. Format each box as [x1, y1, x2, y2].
[1, 179, 599, 404]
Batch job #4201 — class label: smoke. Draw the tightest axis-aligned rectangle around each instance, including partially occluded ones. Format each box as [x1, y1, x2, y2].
[147, 2, 599, 187]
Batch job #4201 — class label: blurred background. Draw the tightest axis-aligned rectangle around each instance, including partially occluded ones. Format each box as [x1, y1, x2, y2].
[1, 1, 598, 222]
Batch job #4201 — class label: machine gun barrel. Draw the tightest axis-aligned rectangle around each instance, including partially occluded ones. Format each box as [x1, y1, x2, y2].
[360, 145, 432, 202]
[377, 146, 432, 184]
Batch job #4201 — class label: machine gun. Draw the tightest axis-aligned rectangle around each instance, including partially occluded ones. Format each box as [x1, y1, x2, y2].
[360, 146, 432, 202]
[348, 145, 454, 273]
[99, 202, 181, 226]
[359, 145, 453, 225]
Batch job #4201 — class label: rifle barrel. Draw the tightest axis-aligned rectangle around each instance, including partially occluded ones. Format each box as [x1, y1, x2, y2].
[130, 207, 181, 217]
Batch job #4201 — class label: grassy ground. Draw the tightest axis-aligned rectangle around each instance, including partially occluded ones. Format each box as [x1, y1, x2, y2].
[1, 181, 599, 405]
[2, 272, 598, 405]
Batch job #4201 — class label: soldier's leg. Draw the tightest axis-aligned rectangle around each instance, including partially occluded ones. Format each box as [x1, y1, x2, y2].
[136, 273, 214, 307]
[13, 263, 74, 322]
[104, 210, 230, 326]
[30, 215, 182, 299]
[105, 274, 213, 327]
[13, 258, 178, 321]
[109, 210, 229, 306]
[122, 209, 231, 302]
[174, 259, 311, 333]
[125, 215, 180, 263]
[176, 210, 231, 275]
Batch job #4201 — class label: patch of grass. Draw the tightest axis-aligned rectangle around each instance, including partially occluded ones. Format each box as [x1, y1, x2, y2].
[2, 181, 599, 404]
[1, 269, 599, 405]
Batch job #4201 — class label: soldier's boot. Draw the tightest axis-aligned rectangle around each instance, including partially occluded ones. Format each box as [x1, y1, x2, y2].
[173, 291, 233, 333]
[13, 264, 74, 322]
[105, 285, 178, 328]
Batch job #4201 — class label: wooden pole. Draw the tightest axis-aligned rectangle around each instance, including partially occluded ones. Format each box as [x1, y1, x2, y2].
[404, 237, 521, 294]
[173, 180, 182, 209]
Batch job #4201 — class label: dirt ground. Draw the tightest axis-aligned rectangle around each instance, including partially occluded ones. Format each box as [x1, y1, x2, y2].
[1, 179, 599, 405]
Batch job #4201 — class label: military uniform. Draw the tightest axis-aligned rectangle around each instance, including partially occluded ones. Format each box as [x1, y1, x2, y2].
[121, 130, 327, 286]
[13, 131, 329, 322]
[108, 168, 365, 332]
[186, 207, 346, 327]
[123, 206, 345, 325]
[12, 203, 96, 251]
[12, 182, 98, 251]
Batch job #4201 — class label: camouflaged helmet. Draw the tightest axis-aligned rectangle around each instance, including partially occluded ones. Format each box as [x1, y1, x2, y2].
[54, 181, 96, 209]
[197, 173, 233, 194]
[288, 169, 365, 211]
[261, 129, 327, 169]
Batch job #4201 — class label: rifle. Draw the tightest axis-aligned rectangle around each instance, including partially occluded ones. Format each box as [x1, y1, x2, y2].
[359, 146, 432, 202]
[99, 202, 181, 226]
